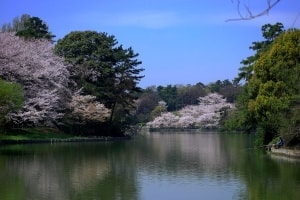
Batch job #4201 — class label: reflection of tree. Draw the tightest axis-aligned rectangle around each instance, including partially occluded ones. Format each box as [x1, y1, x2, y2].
[0, 151, 69, 200]
[137, 132, 300, 200]
[0, 143, 139, 200]
[1, 133, 299, 200]
[68, 143, 139, 200]
[234, 149, 300, 200]
[0, 172, 25, 200]
[221, 133, 300, 199]
[136, 132, 233, 179]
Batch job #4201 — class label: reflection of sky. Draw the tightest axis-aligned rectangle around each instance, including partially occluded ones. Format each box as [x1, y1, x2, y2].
[141, 132, 231, 172]
[136, 132, 247, 199]
[139, 173, 245, 200]
[1, 132, 298, 199]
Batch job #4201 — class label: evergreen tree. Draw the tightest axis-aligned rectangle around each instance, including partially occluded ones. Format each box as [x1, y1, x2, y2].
[248, 29, 300, 146]
[157, 85, 178, 111]
[225, 23, 285, 134]
[234, 23, 284, 84]
[226, 24, 300, 147]
[55, 31, 144, 134]
[16, 16, 55, 41]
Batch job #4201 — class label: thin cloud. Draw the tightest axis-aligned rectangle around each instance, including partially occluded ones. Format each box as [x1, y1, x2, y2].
[71, 10, 184, 29]
[107, 11, 183, 29]
[67, 8, 300, 31]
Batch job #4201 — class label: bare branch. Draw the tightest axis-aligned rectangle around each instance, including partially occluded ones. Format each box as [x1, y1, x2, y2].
[292, 12, 300, 27]
[226, 0, 281, 22]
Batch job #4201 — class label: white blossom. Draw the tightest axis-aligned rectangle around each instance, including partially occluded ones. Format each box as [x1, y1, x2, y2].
[69, 93, 111, 123]
[0, 32, 71, 126]
[147, 93, 234, 129]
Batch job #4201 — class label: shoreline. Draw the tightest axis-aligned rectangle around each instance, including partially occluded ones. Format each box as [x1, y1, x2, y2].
[0, 136, 131, 145]
[269, 147, 300, 159]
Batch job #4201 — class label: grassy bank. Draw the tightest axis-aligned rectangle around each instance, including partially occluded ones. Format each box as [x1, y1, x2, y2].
[0, 127, 71, 140]
[0, 127, 131, 145]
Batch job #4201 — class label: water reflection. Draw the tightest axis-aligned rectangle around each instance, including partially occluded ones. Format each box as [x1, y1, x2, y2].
[0, 143, 139, 200]
[0, 131, 299, 200]
[135, 132, 247, 200]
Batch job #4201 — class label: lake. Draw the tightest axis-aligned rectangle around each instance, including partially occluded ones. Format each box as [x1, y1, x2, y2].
[0, 130, 299, 200]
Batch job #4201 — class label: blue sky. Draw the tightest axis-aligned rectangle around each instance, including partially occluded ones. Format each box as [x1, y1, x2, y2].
[1, 0, 299, 88]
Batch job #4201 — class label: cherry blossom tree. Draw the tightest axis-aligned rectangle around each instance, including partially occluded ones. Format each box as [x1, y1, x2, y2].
[68, 92, 111, 124]
[0, 32, 70, 127]
[147, 93, 234, 129]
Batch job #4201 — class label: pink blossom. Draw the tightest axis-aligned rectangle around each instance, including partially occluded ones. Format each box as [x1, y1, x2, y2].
[0, 32, 70, 126]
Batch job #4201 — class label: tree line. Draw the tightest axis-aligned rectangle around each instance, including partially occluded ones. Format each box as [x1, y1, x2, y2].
[1, 14, 299, 147]
[134, 81, 241, 124]
[0, 14, 242, 136]
[0, 14, 143, 136]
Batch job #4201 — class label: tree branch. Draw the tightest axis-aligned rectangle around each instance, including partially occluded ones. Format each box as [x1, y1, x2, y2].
[226, 0, 281, 22]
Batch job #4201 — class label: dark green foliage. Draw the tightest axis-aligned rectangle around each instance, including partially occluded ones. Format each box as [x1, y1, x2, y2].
[157, 85, 178, 111]
[208, 80, 223, 92]
[248, 29, 300, 146]
[133, 84, 208, 123]
[226, 23, 300, 147]
[157, 84, 207, 111]
[55, 31, 144, 135]
[134, 88, 160, 123]
[223, 86, 256, 132]
[209, 79, 242, 103]
[15, 16, 55, 41]
[234, 23, 284, 84]
[226, 23, 286, 137]
[177, 84, 207, 107]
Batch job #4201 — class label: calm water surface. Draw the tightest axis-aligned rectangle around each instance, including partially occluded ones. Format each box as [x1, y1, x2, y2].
[0, 131, 299, 200]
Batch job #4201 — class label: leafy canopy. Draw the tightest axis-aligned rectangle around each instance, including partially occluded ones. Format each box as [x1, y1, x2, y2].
[248, 29, 300, 145]
[227, 24, 300, 146]
[234, 22, 285, 84]
[55, 31, 144, 132]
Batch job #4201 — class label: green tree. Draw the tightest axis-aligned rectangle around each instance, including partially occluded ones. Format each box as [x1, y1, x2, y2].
[150, 101, 167, 120]
[228, 28, 300, 146]
[225, 23, 286, 135]
[16, 16, 55, 41]
[157, 85, 178, 111]
[0, 79, 24, 127]
[208, 80, 223, 92]
[218, 80, 242, 103]
[234, 23, 285, 84]
[248, 29, 300, 146]
[55, 31, 144, 134]
[1, 14, 30, 32]
[177, 84, 206, 107]
[134, 87, 160, 123]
